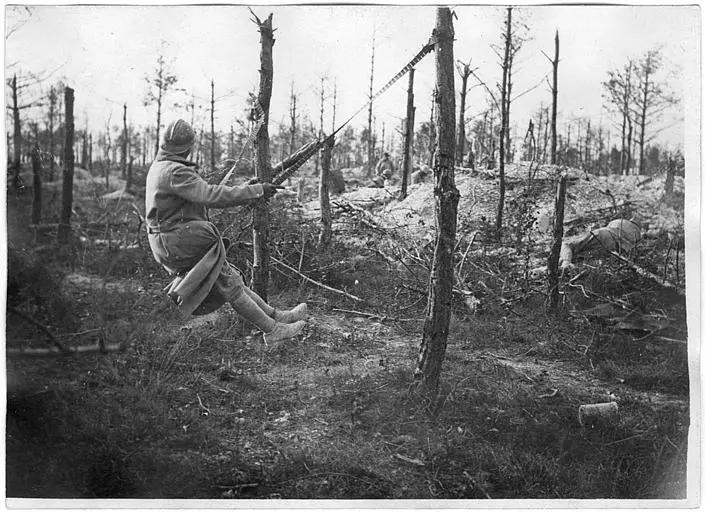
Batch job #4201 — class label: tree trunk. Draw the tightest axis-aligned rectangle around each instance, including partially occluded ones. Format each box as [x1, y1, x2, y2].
[638, 70, 649, 175]
[31, 145, 42, 224]
[289, 82, 297, 155]
[58, 87, 75, 245]
[88, 133, 93, 172]
[127, 156, 133, 191]
[210, 78, 216, 170]
[664, 155, 675, 197]
[415, 7, 460, 396]
[427, 92, 436, 167]
[457, 65, 469, 164]
[318, 136, 334, 248]
[550, 31, 559, 165]
[251, 13, 275, 301]
[155, 85, 162, 157]
[506, 50, 514, 163]
[496, 7, 512, 242]
[81, 130, 88, 169]
[11, 75, 21, 181]
[48, 86, 56, 179]
[367, 32, 376, 177]
[122, 103, 128, 179]
[547, 174, 567, 310]
[399, 68, 416, 201]
[626, 116, 633, 175]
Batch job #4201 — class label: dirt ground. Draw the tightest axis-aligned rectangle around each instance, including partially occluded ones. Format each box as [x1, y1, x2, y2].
[5, 161, 690, 500]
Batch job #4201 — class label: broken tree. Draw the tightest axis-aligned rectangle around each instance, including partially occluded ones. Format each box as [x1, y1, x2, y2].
[251, 11, 275, 301]
[58, 86, 75, 245]
[399, 68, 416, 201]
[319, 136, 334, 247]
[415, 7, 460, 396]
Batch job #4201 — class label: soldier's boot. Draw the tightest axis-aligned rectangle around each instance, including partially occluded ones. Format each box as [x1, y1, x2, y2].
[244, 288, 308, 324]
[230, 293, 306, 344]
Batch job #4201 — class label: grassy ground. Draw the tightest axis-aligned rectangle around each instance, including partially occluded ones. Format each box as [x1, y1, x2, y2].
[5, 176, 690, 500]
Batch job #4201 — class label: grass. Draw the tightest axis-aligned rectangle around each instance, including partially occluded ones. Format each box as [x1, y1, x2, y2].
[5, 182, 690, 500]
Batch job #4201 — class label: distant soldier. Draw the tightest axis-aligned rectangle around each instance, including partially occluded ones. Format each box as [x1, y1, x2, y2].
[145, 119, 307, 343]
[373, 152, 395, 187]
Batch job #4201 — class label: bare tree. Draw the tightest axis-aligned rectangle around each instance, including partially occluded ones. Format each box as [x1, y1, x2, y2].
[31, 145, 42, 224]
[121, 103, 128, 179]
[58, 86, 74, 245]
[632, 49, 677, 174]
[542, 30, 560, 164]
[250, 11, 275, 300]
[210, 78, 216, 170]
[547, 174, 567, 310]
[399, 68, 416, 201]
[496, 6, 512, 241]
[289, 81, 297, 155]
[603, 60, 634, 174]
[367, 29, 376, 177]
[456, 60, 472, 164]
[319, 136, 334, 247]
[144, 53, 178, 157]
[415, 7, 460, 396]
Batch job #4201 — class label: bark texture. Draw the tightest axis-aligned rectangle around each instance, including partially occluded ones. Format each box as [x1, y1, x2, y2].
[399, 68, 416, 201]
[318, 136, 334, 248]
[31, 145, 42, 224]
[547, 174, 567, 310]
[251, 12, 275, 301]
[550, 31, 559, 165]
[415, 8, 460, 396]
[58, 87, 75, 245]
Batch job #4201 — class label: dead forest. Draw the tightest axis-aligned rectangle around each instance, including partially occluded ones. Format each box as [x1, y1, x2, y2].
[5, 5, 691, 501]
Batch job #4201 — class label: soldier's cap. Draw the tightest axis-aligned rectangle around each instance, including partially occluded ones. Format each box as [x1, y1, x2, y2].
[162, 119, 195, 154]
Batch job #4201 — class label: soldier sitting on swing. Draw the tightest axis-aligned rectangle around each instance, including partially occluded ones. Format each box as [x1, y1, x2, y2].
[145, 119, 307, 343]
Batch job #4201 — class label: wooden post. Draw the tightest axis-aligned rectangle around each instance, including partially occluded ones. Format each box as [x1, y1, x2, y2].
[547, 174, 567, 310]
[58, 86, 75, 245]
[399, 68, 415, 201]
[31, 145, 42, 224]
[319, 136, 334, 247]
[550, 30, 559, 165]
[415, 8, 460, 396]
[251, 12, 275, 301]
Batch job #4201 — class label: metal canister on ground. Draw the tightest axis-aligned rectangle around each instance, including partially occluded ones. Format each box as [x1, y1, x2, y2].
[578, 401, 619, 427]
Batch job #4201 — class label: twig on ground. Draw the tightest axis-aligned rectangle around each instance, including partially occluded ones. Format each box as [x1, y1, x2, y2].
[7, 342, 124, 357]
[332, 307, 419, 322]
[196, 393, 212, 416]
[8, 306, 69, 352]
[538, 389, 559, 399]
[271, 256, 364, 302]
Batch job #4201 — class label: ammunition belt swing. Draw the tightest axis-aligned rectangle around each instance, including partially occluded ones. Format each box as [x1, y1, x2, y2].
[219, 36, 437, 188]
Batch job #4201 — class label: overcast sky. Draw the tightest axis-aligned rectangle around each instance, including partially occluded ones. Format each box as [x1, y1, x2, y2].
[5, 4, 698, 152]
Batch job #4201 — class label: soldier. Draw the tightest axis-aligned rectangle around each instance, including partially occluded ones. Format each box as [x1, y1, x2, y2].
[373, 152, 395, 187]
[145, 119, 307, 343]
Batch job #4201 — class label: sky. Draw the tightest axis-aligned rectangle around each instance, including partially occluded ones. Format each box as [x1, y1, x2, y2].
[4, 4, 699, 152]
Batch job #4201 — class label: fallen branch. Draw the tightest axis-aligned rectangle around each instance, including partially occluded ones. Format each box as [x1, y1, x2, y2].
[332, 307, 419, 323]
[7, 306, 68, 352]
[608, 250, 685, 296]
[271, 256, 364, 303]
[7, 342, 124, 357]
